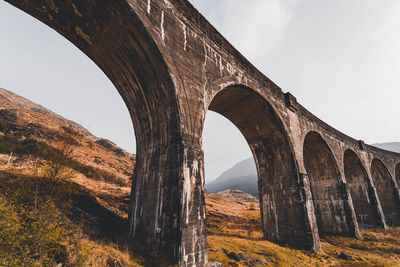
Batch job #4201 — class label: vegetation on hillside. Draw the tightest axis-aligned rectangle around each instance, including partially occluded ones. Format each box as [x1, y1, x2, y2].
[0, 169, 145, 266]
[2, 158, 400, 266]
[0, 88, 140, 265]
[2, 87, 400, 266]
[206, 192, 400, 266]
[0, 135, 128, 186]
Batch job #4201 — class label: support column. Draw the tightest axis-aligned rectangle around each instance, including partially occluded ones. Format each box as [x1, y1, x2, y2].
[252, 135, 321, 251]
[180, 143, 208, 266]
[367, 185, 387, 229]
[394, 181, 400, 223]
[299, 173, 321, 251]
[129, 139, 207, 266]
[339, 179, 361, 238]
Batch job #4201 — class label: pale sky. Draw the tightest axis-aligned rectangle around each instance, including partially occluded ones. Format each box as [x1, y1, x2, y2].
[1, 1, 400, 182]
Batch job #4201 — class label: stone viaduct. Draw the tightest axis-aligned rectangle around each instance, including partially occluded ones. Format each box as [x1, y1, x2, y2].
[5, 0, 400, 266]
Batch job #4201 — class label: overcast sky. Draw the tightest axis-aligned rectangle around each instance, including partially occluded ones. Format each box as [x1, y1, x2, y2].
[1, 1, 400, 182]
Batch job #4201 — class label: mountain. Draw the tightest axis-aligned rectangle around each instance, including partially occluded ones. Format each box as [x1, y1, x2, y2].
[205, 157, 258, 196]
[0, 87, 135, 185]
[206, 142, 400, 196]
[373, 142, 400, 153]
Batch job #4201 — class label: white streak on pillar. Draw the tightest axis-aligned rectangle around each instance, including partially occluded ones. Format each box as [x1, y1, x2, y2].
[147, 0, 151, 14]
[161, 11, 165, 41]
[182, 23, 187, 51]
[183, 164, 191, 225]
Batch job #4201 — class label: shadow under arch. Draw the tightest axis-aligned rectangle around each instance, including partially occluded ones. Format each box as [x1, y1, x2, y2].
[395, 163, 400, 189]
[4, 0, 186, 263]
[204, 85, 318, 250]
[303, 131, 354, 236]
[344, 149, 380, 228]
[371, 158, 400, 226]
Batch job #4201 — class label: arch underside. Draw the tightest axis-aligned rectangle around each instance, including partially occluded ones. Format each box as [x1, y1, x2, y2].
[4, 0, 206, 264]
[208, 86, 314, 249]
[344, 150, 379, 228]
[303, 132, 351, 236]
[371, 159, 400, 226]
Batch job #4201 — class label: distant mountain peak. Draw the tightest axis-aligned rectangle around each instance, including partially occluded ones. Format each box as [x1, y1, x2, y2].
[206, 157, 258, 196]
[372, 142, 400, 153]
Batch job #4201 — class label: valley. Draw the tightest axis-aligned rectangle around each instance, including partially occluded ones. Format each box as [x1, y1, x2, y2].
[2, 87, 400, 266]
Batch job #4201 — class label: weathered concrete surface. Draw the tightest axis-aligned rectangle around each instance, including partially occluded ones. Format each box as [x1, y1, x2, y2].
[209, 87, 319, 251]
[344, 149, 384, 228]
[371, 159, 400, 226]
[303, 131, 356, 237]
[5, 0, 400, 265]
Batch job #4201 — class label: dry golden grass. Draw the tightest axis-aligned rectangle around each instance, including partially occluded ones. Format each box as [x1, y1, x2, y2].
[72, 239, 144, 267]
[3, 164, 400, 266]
[0, 167, 148, 266]
[206, 190, 400, 266]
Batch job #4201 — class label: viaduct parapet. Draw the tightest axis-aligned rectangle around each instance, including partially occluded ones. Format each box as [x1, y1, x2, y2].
[5, 0, 400, 265]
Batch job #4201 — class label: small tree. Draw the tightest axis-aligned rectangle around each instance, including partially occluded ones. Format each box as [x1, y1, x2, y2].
[43, 142, 74, 179]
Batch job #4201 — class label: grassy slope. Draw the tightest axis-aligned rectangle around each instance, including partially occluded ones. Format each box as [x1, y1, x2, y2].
[2, 165, 400, 266]
[0, 168, 147, 266]
[206, 192, 400, 266]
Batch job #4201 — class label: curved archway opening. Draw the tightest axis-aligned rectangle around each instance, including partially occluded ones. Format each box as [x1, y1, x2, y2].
[344, 149, 379, 228]
[203, 112, 255, 194]
[371, 158, 400, 226]
[204, 85, 313, 249]
[1, 0, 186, 264]
[0, 2, 142, 265]
[303, 131, 350, 236]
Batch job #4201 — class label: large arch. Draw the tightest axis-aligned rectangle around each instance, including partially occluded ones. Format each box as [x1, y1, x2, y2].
[344, 149, 380, 228]
[205, 85, 319, 250]
[371, 159, 400, 226]
[3, 1, 205, 265]
[303, 132, 353, 236]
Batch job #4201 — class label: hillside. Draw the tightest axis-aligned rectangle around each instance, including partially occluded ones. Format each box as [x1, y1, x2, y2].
[206, 188, 400, 266]
[2, 88, 400, 266]
[0, 87, 135, 186]
[373, 142, 400, 153]
[0, 88, 143, 265]
[206, 157, 258, 196]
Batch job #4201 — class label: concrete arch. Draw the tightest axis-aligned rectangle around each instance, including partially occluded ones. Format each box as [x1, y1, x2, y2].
[205, 85, 319, 250]
[344, 149, 380, 228]
[204, 79, 287, 130]
[371, 158, 400, 226]
[303, 131, 353, 236]
[4, 1, 197, 264]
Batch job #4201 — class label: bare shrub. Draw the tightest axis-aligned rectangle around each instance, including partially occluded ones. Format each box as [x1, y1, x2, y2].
[43, 142, 74, 180]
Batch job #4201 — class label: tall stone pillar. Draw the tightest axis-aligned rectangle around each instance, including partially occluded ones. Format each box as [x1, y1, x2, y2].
[367, 185, 387, 229]
[129, 137, 207, 266]
[299, 173, 321, 252]
[339, 178, 361, 238]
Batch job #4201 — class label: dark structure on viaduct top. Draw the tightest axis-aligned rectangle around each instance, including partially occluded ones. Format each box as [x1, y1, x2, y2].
[6, 0, 400, 266]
